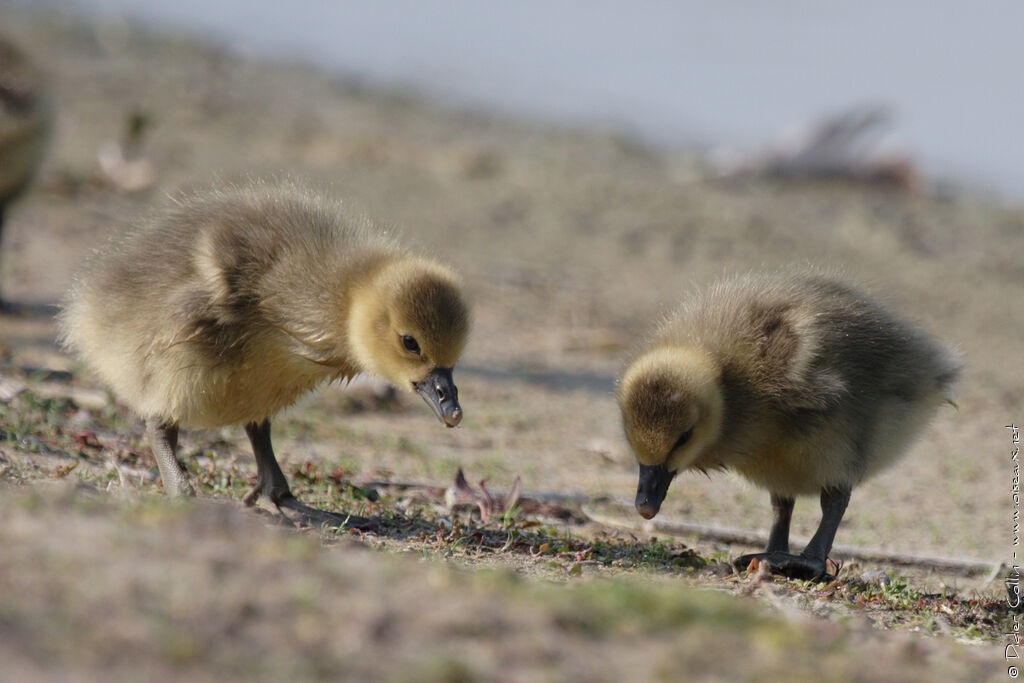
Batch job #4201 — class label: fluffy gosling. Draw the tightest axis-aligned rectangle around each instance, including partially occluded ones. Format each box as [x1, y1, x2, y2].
[61, 182, 470, 527]
[617, 271, 960, 579]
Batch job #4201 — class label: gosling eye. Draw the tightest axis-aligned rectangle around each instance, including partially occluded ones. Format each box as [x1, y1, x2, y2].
[672, 427, 694, 452]
[401, 335, 421, 355]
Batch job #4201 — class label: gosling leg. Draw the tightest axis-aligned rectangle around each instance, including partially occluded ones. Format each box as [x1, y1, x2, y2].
[766, 494, 795, 553]
[242, 419, 376, 530]
[797, 485, 851, 572]
[241, 419, 290, 505]
[148, 419, 195, 497]
[733, 494, 794, 571]
[734, 487, 850, 581]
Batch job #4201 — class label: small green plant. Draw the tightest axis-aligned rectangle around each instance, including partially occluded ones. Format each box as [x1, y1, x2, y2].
[499, 503, 522, 528]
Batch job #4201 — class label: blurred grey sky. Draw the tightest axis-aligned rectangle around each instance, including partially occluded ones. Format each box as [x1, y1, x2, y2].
[43, 0, 1024, 198]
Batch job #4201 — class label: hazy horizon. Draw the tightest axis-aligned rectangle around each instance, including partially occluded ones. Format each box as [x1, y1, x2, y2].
[28, 0, 1024, 200]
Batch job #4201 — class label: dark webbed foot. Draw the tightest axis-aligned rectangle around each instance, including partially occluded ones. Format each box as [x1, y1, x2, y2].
[733, 551, 830, 581]
[734, 486, 850, 582]
[243, 419, 378, 531]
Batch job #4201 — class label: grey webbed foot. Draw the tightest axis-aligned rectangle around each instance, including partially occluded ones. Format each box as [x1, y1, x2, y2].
[733, 551, 830, 581]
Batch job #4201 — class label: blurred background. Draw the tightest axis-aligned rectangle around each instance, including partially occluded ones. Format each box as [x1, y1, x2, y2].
[38, 0, 1024, 199]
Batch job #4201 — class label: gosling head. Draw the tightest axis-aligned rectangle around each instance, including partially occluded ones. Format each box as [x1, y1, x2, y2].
[349, 257, 470, 427]
[617, 346, 724, 519]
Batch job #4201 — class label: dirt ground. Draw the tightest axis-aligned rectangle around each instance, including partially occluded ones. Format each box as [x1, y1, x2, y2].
[1, 6, 1021, 681]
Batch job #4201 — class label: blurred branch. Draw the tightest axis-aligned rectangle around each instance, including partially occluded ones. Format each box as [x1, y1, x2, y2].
[711, 103, 921, 192]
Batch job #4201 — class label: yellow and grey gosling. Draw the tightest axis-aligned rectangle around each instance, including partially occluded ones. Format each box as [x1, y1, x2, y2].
[61, 182, 470, 527]
[616, 270, 960, 579]
[0, 35, 53, 306]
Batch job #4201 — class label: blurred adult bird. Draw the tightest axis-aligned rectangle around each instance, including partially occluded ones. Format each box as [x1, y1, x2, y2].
[0, 35, 53, 308]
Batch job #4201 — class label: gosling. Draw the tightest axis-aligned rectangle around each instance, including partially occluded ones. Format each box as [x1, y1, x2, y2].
[0, 35, 52, 307]
[61, 182, 470, 527]
[616, 271, 960, 579]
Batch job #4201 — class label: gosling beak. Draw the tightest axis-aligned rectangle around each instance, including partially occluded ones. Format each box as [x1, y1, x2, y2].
[413, 367, 462, 428]
[635, 463, 676, 520]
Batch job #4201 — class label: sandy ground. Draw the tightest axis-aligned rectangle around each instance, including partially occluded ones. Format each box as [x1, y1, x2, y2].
[1, 5, 1022, 680]
[0, 485, 1002, 682]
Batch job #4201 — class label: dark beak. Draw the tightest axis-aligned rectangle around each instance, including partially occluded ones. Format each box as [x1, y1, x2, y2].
[414, 367, 462, 428]
[635, 463, 676, 520]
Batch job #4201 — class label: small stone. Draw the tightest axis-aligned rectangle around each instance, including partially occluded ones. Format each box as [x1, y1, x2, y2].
[0, 377, 26, 402]
[856, 570, 891, 586]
